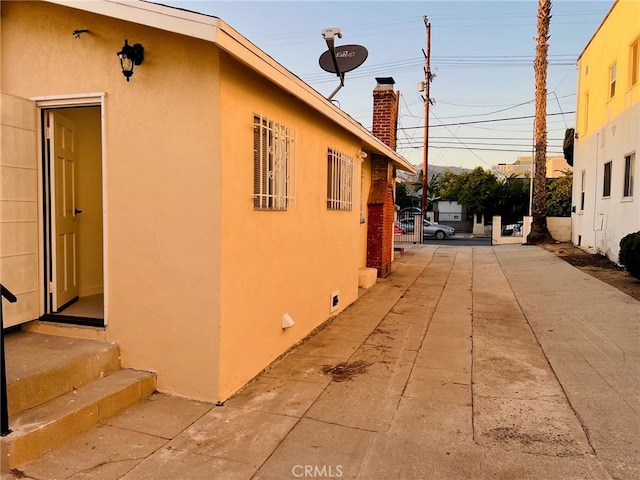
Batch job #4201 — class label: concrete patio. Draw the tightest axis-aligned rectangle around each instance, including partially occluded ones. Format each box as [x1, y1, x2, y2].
[5, 244, 638, 479]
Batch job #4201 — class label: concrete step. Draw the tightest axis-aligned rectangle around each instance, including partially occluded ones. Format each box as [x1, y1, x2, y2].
[5, 331, 121, 415]
[1, 368, 156, 469]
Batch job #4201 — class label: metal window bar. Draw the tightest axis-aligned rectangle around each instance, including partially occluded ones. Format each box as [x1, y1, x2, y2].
[360, 170, 365, 223]
[253, 115, 295, 210]
[327, 149, 353, 210]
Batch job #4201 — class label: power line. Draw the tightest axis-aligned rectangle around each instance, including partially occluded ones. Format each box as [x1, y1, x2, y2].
[399, 144, 564, 154]
[251, 10, 608, 44]
[399, 140, 563, 148]
[432, 93, 575, 108]
[398, 111, 574, 130]
[427, 136, 564, 141]
[300, 54, 578, 83]
[428, 110, 493, 169]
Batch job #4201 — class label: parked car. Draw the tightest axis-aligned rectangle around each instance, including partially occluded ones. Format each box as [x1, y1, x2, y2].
[501, 221, 523, 237]
[396, 218, 416, 233]
[398, 218, 455, 239]
[423, 220, 455, 240]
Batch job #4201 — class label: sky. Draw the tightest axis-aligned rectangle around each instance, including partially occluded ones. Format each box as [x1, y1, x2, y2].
[161, 0, 613, 173]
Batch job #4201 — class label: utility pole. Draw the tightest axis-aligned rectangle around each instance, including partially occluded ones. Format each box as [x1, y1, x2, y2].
[421, 16, 432, 216]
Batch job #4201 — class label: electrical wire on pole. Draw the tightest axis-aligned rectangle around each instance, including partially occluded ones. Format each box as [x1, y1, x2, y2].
[421, 16, 432, 216]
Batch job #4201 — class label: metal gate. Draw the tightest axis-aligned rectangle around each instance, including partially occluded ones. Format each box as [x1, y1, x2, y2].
[394, 213, 424, 243]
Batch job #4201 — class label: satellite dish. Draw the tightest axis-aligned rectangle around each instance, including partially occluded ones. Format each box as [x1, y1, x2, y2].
[319, 44, 368, 74]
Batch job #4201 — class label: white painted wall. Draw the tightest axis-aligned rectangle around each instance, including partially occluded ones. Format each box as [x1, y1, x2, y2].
[492, 216, 532, 245]
[437, 200, 463, 221]
[572, 104, 640, 262]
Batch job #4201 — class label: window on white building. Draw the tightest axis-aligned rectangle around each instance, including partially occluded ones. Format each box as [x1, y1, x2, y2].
[603, 161, 612, 197]
[624, 153, 635, 197]
[580, 171, 586, 211]
[327, 148, 354, 210]
[253, 115, 295, 210]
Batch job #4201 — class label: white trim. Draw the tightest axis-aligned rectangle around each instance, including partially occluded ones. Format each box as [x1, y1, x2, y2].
[46, 0, 219, 41]
[31, 92, 106, 107]
[34, 93, 109, 326]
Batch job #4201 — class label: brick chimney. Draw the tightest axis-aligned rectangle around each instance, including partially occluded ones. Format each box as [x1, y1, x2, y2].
[371, 77, 399, 150]
[367, 77, 399, 278]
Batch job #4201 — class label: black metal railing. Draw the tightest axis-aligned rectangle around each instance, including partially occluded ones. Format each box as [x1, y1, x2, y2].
[394, 213, 424, 244]
[1, 284, 17, 436]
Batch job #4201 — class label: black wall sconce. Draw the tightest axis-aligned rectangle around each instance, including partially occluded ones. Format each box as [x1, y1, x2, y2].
[117, 39, 144, 82]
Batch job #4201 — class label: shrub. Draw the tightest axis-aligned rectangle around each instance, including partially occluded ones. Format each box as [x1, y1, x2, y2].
[619, 231, 640, 279]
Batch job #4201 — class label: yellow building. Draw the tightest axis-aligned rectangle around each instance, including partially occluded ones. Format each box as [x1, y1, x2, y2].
[0, 0, 414, 403]
[572, 0, 639, 261]
[493, 155, 572, 179]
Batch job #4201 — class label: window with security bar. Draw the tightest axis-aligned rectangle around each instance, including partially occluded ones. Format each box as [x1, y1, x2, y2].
[327, 148, 354, 210]
[253, 115, 295, 210]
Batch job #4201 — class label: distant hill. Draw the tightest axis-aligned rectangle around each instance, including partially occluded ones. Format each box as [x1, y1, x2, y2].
[397, 165, 472, 183]
[426, 165, 471, 177]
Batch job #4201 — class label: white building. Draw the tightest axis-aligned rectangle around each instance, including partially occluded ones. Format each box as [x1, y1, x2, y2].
[571, 0, 639, 263]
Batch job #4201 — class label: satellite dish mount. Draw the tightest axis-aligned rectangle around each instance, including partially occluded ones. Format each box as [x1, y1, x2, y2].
[319, 28, 368, 101]
[321, 28, 344, 100]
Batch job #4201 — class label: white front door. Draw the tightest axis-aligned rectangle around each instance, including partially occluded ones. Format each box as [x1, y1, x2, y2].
[49, 111, 79, 311]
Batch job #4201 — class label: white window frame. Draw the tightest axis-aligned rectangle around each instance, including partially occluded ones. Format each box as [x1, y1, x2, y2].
[580, 170, 586, 211]
[623, 152, 635, 198]
[603, 161, 612, 198]
[327, 148, 354, 211]
[609, 62, 617, 99]
[630, 38, 639, 87]
[253, 115, 295, 210]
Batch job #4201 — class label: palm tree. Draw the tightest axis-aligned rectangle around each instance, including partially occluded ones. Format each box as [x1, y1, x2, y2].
[527, 0, 554, 244]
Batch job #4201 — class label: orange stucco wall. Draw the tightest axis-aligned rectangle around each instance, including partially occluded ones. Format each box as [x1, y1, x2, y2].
[1, 1, 222, 400]
[2, 0, 379, 403]
[217, 54, 369, 398]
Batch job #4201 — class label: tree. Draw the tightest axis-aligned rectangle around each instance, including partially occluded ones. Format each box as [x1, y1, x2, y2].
[497, 175, 530, 223]
[546, 170, 572, 217]
[412, 170, 424, 193]
[395, 182, 420, 210]
[439, 167, 500, 218]
[527, 0, 554, 244]
[563, 128, 575, 166]
[428, 169, 457, 200]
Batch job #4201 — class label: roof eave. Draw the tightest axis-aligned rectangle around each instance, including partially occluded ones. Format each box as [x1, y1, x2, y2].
[43, 0, 416, 174]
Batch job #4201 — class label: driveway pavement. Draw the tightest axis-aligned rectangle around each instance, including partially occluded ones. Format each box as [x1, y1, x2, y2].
[10, 244, 639, 480]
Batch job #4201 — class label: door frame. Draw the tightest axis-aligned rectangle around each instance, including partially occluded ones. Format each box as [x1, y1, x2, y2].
[33, 93, 108, 325]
